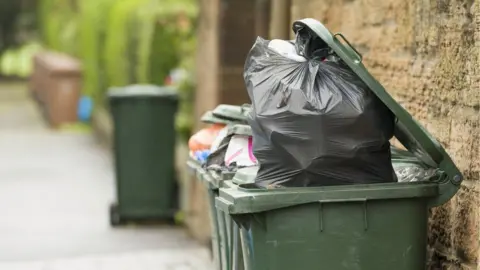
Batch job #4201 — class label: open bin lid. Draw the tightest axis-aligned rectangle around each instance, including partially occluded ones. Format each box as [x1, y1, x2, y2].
[288, 18, 462, 207]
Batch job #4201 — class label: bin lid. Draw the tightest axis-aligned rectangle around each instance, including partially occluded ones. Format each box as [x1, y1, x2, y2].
[108, 84, 178, 99]
[200, 105, 250, 124]
[216, 181, 439, 214]
[292, 19, 462, 188]
[212, 104, 250, 122]
[200, 111, 235, 125]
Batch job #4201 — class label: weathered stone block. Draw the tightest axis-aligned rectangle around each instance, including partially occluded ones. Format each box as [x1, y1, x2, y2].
[429, 199, 454, 252]
[449, 108, 479, 175]
[452, 184, 479, 264]
[425, 117, 451, 149]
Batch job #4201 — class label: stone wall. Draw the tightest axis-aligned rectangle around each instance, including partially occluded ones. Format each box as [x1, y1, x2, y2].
[292, 0, 479, 268]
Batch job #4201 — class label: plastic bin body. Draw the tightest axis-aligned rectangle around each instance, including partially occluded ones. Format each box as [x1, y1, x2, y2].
[217, 182, 438, 270]
[240, 198, 429, 270]
[207, 180, 224, 270]
[194, 168, 246, 270]
[188, 122, 252, 270]
[186, 161, 223, 270]
[222, 181, 246, 270]
[203, 172, 234, 270]
[109, 85, 178, 223]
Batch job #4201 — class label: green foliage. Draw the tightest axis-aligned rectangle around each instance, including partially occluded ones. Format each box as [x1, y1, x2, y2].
[148, 21, 181, 85]
[37, 0, 199, 136]
[175, 29, 197, 142]
[135, 0, 159, 84]
[0, 42, 43, 77]
[176, 72, 195, 142]
[104, 0, 148, 88]
[78, 0, 116, 101]
[135, 0, 197, 85]
[38, 0, 78, 55]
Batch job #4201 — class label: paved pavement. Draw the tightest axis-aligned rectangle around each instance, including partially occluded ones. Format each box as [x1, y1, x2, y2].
[0, 84, 213, 269]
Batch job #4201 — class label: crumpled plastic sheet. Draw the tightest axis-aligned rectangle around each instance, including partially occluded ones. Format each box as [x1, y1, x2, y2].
[394, 165, 438, 182]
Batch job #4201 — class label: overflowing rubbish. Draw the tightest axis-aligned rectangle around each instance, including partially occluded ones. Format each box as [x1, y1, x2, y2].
[187, 21, 446, 188]
[203, 124, 256, 173]
[244, 33, 395, 187]
[188, 105, 251, 165]
[188, 124, 226, 154]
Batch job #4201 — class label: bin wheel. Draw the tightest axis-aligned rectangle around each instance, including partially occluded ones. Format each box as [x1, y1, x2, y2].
[109, 204, 124, 227]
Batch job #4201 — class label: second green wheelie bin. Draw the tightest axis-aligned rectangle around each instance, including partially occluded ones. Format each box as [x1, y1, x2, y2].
[221, 147, 441, 270]
[215, 19, 464, 270]
[108, 85, 178, 226]
[186, 107, 250, 270]
[201, 124, 253, 270]
[191, 124, 252, 270]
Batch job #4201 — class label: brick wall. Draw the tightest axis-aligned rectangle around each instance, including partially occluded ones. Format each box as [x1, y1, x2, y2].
[292, 0, 479, 268]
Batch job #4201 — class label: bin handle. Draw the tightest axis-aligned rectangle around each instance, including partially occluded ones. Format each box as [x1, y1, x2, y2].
[333, 33, 363, 62]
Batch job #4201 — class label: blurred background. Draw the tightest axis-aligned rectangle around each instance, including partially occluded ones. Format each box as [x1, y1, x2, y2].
[0, 0, 478, 269]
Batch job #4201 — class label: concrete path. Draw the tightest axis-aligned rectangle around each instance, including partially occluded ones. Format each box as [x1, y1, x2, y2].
[0, 84, 212, 269]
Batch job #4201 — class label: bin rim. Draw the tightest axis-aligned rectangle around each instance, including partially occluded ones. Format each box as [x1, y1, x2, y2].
[216, 181, 440, 214]
[226, 124, 252, 136]
[292, 18, 463, 206]
[107, 84, 178, 99]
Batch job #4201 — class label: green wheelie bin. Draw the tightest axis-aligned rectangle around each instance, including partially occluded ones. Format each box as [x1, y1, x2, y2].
[221, 147, 441, 270]
[200, 124, 253, 270]
[108, 85, 178, 226]
[186, 160, 226, 270]
[186, 107, 249, 270]
[215, 19, 463, 270]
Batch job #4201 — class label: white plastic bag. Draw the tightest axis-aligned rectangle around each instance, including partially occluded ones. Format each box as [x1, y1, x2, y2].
[224, 135, 257, 167]
[268, 39, 307, 62]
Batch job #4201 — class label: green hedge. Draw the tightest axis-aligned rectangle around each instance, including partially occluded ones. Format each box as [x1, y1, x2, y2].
[38, 0, 198, 137]
[78, 0, 116, 101]
[38, 0, 197, 99]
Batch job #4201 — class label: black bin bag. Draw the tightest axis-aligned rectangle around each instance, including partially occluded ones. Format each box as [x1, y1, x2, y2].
[244, 28, 397, 188]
